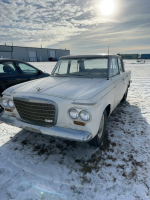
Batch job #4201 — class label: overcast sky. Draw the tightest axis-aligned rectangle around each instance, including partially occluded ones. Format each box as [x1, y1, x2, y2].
[0, 0, 150, 54]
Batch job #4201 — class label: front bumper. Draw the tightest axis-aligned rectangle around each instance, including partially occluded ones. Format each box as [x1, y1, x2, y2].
[1, 114, 93, 142]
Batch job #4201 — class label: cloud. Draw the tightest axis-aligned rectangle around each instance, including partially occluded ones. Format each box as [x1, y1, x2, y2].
[0, 0, 150, 54]
[0, 0, 94, 47]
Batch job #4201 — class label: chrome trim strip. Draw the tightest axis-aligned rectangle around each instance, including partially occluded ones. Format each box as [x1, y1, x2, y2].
[2, 94, 11, 97]
[13, 96, 56, 104]
[1, 115, 93, 142]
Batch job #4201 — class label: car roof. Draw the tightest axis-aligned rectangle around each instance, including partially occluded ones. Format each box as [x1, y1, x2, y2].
[0, 58, 35, 65]
[0, 58, 28, 62]
[0, 58, 39, 70]
[59, 55, 121, 60]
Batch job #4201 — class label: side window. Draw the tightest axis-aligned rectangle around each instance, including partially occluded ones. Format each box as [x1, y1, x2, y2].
[118, 59, 123, 73]
[110, 58, 119, 77]
[16, 62, 38, 74]
[0, 62, 18, 75]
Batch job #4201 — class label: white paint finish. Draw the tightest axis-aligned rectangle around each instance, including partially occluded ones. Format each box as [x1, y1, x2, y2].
[111, 74, 125, 108]
[9, 77, 108, 100]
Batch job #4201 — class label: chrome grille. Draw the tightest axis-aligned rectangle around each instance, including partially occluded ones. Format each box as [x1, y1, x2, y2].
[14, 99, 56, 126]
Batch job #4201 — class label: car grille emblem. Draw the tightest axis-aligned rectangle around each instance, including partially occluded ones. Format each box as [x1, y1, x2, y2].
[36, 87, 42, 91]
[45, 119, 53, 123]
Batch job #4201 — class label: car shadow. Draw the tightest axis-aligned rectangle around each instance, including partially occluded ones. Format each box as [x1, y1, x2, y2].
[0, 101, 149, 199]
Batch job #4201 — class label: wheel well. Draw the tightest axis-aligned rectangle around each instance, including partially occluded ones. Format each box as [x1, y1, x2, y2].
[105, 104, 111, 117]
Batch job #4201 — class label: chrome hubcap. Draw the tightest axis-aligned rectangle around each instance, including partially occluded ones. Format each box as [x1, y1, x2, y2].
[98, 114, 104, 139]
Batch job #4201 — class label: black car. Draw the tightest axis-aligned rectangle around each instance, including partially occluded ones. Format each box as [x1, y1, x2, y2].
[0, 59, 50, 113]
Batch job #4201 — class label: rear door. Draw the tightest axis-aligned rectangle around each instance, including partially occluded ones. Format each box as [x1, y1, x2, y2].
[110, 57, 125, 108]
[0, 61, 24, 94]
[118, 58, 128, 92]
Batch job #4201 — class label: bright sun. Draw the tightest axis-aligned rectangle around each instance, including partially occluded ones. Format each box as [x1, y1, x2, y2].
[99, 0, 115, 16]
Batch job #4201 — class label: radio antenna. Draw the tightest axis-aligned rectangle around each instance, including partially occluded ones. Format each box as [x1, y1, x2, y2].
[107, 46, 110, 81]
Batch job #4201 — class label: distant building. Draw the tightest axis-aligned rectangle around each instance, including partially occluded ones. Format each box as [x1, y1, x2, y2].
[141, 54, 150, 59]
[120, 54, 139, 59]
[0, 45, 70, 62]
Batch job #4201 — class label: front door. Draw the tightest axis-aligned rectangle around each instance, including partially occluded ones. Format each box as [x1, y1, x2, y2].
[110, 57, 125, 108]
[14, 61, 39, 81]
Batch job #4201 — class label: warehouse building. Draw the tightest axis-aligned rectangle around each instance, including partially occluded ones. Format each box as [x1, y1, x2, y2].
[0, 45, 70, 62]
[141, 54, 150, 59]
[120, 54, 139, 59]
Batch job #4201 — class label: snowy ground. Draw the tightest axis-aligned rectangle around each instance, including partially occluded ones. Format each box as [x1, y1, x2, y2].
[0, 60, 150, 200]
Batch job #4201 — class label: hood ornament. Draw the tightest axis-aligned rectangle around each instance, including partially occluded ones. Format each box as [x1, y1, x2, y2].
[36, 87, 42, 91]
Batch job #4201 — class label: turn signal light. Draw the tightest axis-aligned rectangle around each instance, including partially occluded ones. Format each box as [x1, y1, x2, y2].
[74, 121, 85, 126]
[5, 108, 12, 112]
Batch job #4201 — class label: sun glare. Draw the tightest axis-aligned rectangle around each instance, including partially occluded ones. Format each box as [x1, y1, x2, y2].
[99, 0, 115, 16]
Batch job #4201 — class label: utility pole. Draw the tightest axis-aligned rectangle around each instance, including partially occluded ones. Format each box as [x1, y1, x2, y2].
[108, 46, 109, 55]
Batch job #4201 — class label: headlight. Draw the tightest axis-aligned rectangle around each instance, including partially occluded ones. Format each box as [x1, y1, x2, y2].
[80, 110, 90, 121]
[8, 100, 14, 108]
[69, 109, 79, 119]
[2, 99, 8, 107]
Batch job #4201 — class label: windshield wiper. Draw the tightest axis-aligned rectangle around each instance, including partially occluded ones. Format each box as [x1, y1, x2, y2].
[52, 73, 67, 77]
[69, 74, 84, 76]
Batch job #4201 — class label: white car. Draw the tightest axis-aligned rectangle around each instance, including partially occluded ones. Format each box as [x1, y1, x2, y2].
[1, 55, 131, 147]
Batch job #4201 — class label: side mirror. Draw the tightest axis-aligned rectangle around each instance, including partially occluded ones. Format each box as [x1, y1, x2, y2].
[37, 70, 43, 75]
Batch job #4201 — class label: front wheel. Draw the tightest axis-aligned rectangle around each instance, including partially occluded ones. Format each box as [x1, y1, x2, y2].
[88, 110, 107, 147]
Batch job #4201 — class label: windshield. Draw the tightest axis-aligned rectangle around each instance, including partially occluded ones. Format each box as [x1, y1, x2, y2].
[51, 58, 108, 78]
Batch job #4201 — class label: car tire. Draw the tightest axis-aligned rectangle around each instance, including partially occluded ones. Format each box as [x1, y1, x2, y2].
[121, 88, 128, 103]
[88, 110, 107, 147]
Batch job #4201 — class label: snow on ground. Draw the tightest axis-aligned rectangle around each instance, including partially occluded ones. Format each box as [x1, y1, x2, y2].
[0, 60, 150, 200]
[28, 62, 57, 74]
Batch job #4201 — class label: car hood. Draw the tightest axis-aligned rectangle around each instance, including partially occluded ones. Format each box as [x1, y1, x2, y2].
[4, 76, 108, 100]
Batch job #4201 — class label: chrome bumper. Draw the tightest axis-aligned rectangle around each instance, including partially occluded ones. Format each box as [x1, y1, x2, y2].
[1, 114, 92, 142]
